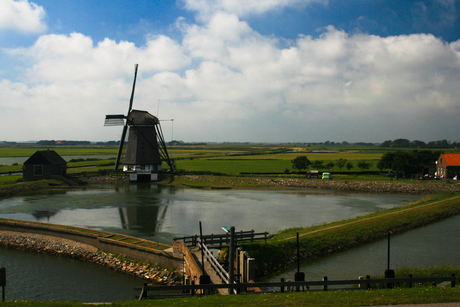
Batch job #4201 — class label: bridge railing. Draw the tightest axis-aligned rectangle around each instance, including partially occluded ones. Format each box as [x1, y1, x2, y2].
[137, 274, 456, 300]
[174, 230, 268, 248]
[198, 238, 229, 284]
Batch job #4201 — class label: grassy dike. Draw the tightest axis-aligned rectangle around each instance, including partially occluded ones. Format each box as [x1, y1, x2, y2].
[1, 286, 460, 306]
[240, 192, 460, 277]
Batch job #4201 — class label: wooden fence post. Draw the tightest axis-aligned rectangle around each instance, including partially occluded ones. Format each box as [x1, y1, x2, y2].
[452, 273, 456, 288]
[0, 268, 5, 302]
[323, 276, 328, 291]
[228, 226, 235, 295]
[280, 277, 285, 293]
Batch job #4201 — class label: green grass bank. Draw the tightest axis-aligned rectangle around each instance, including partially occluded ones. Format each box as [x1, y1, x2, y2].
[1, 286, 460, 306]
[241, 193, 460, 277]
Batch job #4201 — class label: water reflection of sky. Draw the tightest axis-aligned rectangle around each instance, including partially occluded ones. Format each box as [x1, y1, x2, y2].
[0, 185, 421, 244]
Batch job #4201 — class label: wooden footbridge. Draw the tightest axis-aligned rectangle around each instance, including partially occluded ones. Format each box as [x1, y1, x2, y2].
[136, 227, 458, 300]
[137, 226, 266, 298]
[171, 227, 267, 295]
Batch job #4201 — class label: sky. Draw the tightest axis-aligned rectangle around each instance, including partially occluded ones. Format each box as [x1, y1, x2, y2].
[1, 0, 460, 143]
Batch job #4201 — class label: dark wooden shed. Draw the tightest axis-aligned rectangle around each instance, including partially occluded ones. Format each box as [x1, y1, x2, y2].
[23, 150, 67, 181]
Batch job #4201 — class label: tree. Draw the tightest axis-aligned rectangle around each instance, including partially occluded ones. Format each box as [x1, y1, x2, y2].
[346, 162, 353, 171]
[291, 156, 311, 172]
[357, 160, 372, 171]
[311, 160, 324, 170]
[377, 152, 395, 171]
[377, 150, 440, 176]
[325, 162, 335, 171]
[335, 158, 347, 171]
[392, 138, 411, 147]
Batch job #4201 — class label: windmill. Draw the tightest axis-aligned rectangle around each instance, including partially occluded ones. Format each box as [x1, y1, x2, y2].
[104, 64, 174, 181]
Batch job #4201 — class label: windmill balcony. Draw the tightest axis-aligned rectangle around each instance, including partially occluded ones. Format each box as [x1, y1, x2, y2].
[123, 165, 161, 173]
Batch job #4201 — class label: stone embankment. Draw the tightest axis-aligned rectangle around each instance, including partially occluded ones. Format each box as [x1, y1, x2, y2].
[0, 232, 179, 285]
[252, 178, 460, 193]
[78, 175, 129, 184]
[182, 175, 460, 194]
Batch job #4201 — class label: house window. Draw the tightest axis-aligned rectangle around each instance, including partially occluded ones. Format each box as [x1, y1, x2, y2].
[34, 165, 43, 176]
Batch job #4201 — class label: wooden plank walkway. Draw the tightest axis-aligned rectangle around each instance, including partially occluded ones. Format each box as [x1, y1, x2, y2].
[189, 246, 228, 295]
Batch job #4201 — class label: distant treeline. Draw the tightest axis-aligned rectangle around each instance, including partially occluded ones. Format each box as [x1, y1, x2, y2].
[36, 140, 119, 145]
[380, 139, 459, 148]
[168, 140, 207, 146]
[37, 140, 92, 145]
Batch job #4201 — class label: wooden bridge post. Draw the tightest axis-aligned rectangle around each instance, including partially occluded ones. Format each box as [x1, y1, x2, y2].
[247, 258, 256, 282]
[228, 226, 235, 295]
[236, 248, 241, 284]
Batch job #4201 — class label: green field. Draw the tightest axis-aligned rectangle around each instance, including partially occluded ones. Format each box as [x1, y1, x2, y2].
[0, 145, 119, 157]
[0, 143, 454, 179]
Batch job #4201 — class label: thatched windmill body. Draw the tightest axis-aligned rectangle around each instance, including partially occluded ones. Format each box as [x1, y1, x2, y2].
[104, 64, 174, 181]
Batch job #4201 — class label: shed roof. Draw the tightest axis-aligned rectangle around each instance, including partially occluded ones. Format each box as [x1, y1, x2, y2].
[24, 150, 67, 165]
[440, 153, 460, 166]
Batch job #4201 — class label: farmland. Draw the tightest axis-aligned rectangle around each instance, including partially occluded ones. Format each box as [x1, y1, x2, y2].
[0, 143, 456, 179]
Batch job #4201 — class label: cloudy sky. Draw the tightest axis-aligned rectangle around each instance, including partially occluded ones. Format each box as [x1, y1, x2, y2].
[1, 0, 460, 143]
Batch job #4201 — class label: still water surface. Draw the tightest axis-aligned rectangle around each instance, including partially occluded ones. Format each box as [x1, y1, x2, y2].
[269, 215, 460, 284]
[2, 185, 456, 302]
[0, 184, 420, 244]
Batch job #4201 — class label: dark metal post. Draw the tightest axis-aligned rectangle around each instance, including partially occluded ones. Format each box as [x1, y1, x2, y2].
[366, 275, 370, 290]
[297, 232, 300, 272]
[0, 267, 5, 302]
[385, 232, 395, 288]
[228, 226, 235, 295]
[280, 277, 285, 293]
[387, 232, 390, 271]
[408, 274, 413, 288]
[452, 273, 456, 288]
[322, 276, 328, 291]
[294, 232, 305, 292]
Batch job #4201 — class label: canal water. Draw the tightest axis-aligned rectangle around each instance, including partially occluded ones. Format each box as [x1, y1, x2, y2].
[0, 185, 456, 302]
[269, 215, 460, 285]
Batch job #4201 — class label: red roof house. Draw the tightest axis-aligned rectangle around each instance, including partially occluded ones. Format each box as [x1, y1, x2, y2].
[436, 153, 460, 179]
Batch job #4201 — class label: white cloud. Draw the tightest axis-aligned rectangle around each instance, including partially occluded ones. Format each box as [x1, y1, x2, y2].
[6, 33, 190, 83]
[2, 11, 460, 142]
[0, 0, 47, 33]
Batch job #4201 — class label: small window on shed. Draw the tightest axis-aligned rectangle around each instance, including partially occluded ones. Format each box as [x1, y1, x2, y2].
[34, 165, 43, 176]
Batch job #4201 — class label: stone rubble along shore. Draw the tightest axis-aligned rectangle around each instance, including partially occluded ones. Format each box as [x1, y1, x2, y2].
[182, 175, 460, 194]
[0, 232, 180, 285]
[251, 178, 460, 193]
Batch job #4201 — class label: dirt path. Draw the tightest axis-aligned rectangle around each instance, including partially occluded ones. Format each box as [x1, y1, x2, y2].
[282, 195, 460, 241]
